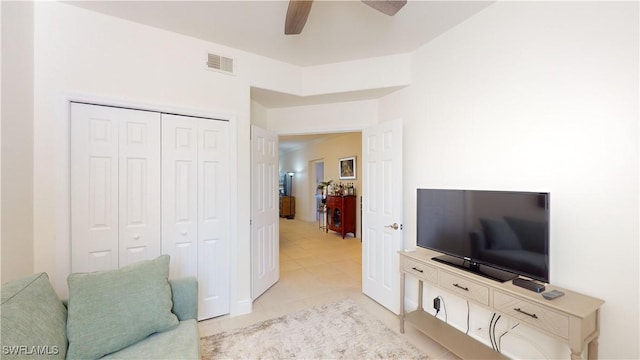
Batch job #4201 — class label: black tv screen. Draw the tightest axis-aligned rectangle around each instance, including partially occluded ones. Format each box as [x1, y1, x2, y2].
[417, 189, 550, 283]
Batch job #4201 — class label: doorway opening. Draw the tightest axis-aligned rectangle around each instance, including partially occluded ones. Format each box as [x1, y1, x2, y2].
[277, 134, 362, 235]
[311, 159, 325, 224]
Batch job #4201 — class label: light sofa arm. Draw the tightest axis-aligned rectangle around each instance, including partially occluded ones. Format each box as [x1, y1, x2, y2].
[169, 277, 198, 321]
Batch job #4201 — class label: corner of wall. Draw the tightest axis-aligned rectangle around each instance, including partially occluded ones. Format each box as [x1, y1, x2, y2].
[1, 0, 35, 284]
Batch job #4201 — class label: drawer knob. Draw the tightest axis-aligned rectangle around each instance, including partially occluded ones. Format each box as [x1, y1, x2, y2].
[514, 307, 538, 319]
[411, 267, 424, 273]
[453, 283, 469, 291]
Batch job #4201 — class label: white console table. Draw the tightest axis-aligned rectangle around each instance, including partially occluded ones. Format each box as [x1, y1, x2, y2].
[399, 249, 604, 360]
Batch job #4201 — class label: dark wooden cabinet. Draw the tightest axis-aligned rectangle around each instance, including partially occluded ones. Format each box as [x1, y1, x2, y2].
[326, 195, 356, 238]
[279, 196, 295, 218]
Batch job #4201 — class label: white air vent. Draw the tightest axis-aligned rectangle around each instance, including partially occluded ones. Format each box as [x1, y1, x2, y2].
[206, 53, 235, 75]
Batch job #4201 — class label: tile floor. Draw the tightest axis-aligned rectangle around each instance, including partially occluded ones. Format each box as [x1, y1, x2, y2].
[198, 218, 457, 359]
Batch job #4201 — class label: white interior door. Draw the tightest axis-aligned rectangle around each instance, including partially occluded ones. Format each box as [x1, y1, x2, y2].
[162, 114, 231, 320]
[161, 114, 199, 280]
[362, 119, 403, 314]
[71, 103, 161, 273]
[72, 104, 230, 320]
[118, 109, 161, 267]
[251, 125, 279, 300]
[197, 119, 230, 318]
[71, 103, 120, 272]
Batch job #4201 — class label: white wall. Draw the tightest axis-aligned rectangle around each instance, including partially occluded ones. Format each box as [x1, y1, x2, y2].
[1, 1, 34, 284]
[13, 1, 640, 357]
[251, 99, 269, 128]
[379, 2, 639, 359]
[247, 50, 410, 98]
[301, 54, 411, 96]
[268, 99, 378, 134]
[28, 1, 404, 314]
[31, 1, 265, 313]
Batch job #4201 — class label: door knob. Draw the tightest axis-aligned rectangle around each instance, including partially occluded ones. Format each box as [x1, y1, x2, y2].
[385, 223, 401, 230]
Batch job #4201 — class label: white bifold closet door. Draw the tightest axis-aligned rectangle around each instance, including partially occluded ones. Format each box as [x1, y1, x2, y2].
[71, 103, 230, 320]
[161, 114, 230, 320]
[71, 103, 161, 273]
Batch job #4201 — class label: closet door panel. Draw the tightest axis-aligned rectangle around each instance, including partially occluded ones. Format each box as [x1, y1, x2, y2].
[118, 112, 161, 267]
[71, 103, 121, 273]
[72, 104, 162, 272]
[162, 114, 199, 279]
[198, 120, 230, 318]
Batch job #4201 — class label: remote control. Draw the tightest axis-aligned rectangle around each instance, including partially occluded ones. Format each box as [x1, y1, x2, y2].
[542, 289, 565, 300]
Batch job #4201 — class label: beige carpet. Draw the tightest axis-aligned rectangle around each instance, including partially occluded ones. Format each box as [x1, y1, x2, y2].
[200, 298, 428, 359]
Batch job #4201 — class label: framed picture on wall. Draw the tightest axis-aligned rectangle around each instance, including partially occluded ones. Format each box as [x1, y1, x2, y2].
[339, 156, 356, 180]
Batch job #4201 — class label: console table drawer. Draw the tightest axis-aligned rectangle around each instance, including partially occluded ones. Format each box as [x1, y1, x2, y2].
[403, 258, 438, 284]
[494, 291, 569, 339]
[439, 271, 489, 306]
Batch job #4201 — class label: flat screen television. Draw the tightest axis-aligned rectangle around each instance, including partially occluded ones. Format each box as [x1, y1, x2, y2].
[416, 189, 550, 283]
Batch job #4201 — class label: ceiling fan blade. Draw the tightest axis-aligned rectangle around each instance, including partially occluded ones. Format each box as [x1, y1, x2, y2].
[362, 0, 407, 16]
[285, 0, 313, 35]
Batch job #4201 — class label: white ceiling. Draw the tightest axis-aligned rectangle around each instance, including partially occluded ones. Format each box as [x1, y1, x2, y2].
[66, 0, 493, 67]
[65, 0, 493, 146]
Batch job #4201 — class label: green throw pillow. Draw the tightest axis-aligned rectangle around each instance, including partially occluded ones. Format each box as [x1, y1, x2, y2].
[66, 255, 178, 359]
[1, 272, 68, 359]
